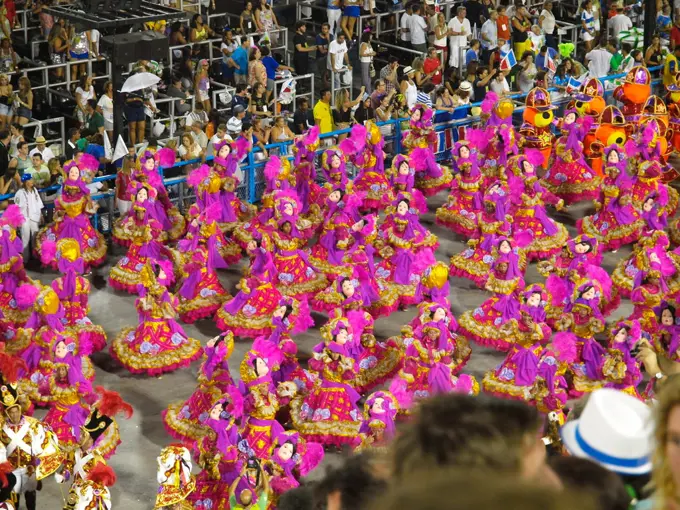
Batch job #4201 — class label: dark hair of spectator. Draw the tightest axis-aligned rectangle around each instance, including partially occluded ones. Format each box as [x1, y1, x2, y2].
[68, 127, 80, 140]
[277, 485, 315, 510]
[316, 454, 388, 510]
[549, 457, 630, 510]
[392, 394, 541, 479]
[295, 21, 306, 31]
[87, 99, 97, 110]
[261, 46, 271, 57]
[241, 122, 252, 132]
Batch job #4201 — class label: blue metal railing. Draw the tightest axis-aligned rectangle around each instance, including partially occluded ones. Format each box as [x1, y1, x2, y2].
[0, 65, 664, 231]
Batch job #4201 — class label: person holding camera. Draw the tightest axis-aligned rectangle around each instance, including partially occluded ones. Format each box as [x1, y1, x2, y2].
[229, 459, 271, 510]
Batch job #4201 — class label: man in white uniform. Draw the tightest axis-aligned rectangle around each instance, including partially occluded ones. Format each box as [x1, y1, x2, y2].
[448, 6, 471, 69]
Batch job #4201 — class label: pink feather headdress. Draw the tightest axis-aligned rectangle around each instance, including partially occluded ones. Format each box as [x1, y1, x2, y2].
[76, 153, 99, 174]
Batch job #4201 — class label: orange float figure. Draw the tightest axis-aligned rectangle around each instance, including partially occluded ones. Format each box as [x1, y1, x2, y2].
[518, 87, 556, 167]
[613, 66, 652, 133]
[585, 105, 629, 178]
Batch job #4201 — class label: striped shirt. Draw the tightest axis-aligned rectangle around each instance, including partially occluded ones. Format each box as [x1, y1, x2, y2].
[416, 90, 432, 107]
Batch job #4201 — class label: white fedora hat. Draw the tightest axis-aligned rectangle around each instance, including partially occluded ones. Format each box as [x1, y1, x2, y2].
[561, 388, 654, 475]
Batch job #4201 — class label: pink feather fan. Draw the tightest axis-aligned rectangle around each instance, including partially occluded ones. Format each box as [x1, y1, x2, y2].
[300, 441, 324, 477]
[15, 284, 40, 310]
[523, 149, 545, 167]
[40, 240, 57, 266]
[466, 127, 492, 152]
[585, 265, 612, 300]
[552, 332, 578, 363]
[0, 205, 25, 228]
[234, 137, 250, 160]
[187, 164, 211, 189]
[481, 91, 499, 115]
[545, 274, 568, 308]
[155, 147, 177, 169]
[264, 155, 283, 184]
[303, 125, 320, 146]
[339, 124, 367, 156]
[408, 147, 432, 172]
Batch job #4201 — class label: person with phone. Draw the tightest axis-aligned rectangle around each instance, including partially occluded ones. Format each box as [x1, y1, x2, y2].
[229, 460, 271, 510]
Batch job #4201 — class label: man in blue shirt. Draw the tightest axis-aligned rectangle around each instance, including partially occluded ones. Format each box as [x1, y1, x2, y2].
[465, 40, 481, 66]
[230, 38, 251, 86]
[535, 45, 558, 71]
[261, 46, 294, 102]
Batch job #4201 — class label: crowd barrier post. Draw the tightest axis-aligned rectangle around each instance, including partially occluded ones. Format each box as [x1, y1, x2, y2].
[247, 150, 256, 203]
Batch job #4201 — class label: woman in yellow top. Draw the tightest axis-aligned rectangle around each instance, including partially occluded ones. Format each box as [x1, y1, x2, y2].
[190, 13, 214, 43]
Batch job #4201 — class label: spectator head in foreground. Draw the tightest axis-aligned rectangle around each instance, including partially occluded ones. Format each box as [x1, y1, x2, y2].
[277, 484, 315, 510]
[368, 471, 594, 510]
[652, 375, 680, 507]
[316, 453, 388, 510]
[392, 394, 552, 484]
[561, 388, 653, 476]
[549, 456, 631, 510]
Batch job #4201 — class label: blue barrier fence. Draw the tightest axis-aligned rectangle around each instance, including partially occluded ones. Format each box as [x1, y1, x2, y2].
[0, 66, 664, 233]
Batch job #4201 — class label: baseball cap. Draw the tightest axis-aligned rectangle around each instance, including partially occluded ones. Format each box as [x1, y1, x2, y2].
[234, 105, 246, 114]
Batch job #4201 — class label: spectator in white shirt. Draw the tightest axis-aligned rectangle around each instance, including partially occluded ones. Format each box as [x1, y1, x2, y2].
[585, 39, 612, 78]
[480, 9, 498, 61]
[448, 6, 472, 69]
[527, 25, 545, 54]
[328, 33, 351, 89]
[14, 173, 43, 263]
[539, 1, 557, 48]
[608, 6, 632, 38]
[490, 69, 511, 96]
[399, 4, 413, 47]
[409, 4, 429, 53]
[28, 136, 55, 164]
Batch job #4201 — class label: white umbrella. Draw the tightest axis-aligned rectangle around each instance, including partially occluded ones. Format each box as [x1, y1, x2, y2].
[121, 72, 161, 93]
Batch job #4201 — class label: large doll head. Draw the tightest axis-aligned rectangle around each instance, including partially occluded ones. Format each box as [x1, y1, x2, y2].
[522, 87, 555, 128]
[619, 66, 652, 106]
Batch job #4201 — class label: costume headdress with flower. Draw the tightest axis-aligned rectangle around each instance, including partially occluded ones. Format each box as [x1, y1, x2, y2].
[320, 148, 348, 186]
[363, 390, 399, 439]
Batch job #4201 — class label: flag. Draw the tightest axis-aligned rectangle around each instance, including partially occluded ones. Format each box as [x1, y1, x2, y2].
[104, 132, 112, 160]
[566, 76, 582, 94]
[499, 48, 516, 71]
[112, 135, 128, 163]
[546, 50, 556, 74]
